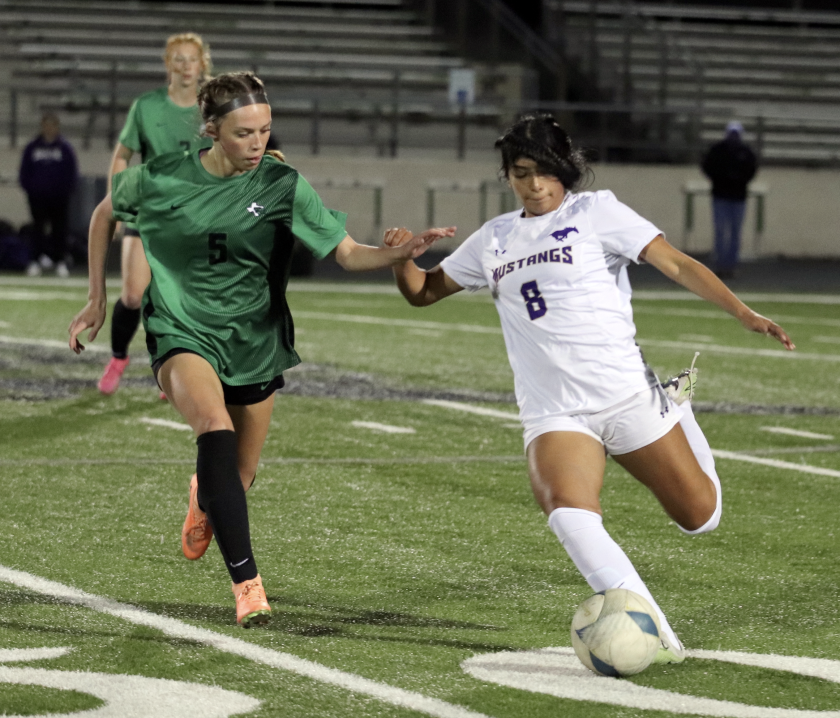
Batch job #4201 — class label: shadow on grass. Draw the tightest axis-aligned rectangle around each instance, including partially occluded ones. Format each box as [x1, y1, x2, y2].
[137, 597, 518, 654]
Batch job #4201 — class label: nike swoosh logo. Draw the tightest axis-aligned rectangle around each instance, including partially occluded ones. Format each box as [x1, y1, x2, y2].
[230, 558, 250, 568]
[260, 382, 271, 391]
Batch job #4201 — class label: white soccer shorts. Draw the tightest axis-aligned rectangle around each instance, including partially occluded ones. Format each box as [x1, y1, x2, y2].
[523, 386, 684, 455]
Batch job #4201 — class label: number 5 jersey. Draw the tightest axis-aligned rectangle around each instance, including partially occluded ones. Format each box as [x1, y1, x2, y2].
[440, 190, 663, 421]
[111, 151, 348, 386]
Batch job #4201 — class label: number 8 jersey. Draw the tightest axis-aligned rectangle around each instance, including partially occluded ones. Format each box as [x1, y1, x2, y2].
[441, 190, 662, 421]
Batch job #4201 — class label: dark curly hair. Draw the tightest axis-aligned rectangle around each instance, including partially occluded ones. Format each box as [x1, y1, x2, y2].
[495, 114, 590, 191]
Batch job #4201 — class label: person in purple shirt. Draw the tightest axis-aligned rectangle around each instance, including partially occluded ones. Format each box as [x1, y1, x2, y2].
[18, 113, 79, 277]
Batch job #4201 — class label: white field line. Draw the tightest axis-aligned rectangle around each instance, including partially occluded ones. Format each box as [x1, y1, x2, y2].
[351, 420, 416, 434]
[421, 400, 840, 479]
[0, 277, 122, 289]
[0, 289, 88, 301]
[633, 290, 840, 305]
[760, 426, 834, 440]
[638, 338, 840, 362]
[0, 565, 491, 718]
[139, 417, 193, 431]
[0, 334, 111, 353]
[633, 305, 840, 329]
[0, 277, 834, 305]
[294, 311, 502, 335]
[0, 455, 526, 467]
[814, 335, 840, 343]
[711, 449, 840, 478]
[423, 399, 519, 421]
[294, 312, 840, 362]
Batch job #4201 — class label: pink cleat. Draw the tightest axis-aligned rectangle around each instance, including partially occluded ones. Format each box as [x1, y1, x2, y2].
[98, 357, 129, 395]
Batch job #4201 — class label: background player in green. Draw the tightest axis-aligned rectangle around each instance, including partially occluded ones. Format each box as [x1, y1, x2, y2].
[97, 32, 213, 396]
[68, 72, 455, 627]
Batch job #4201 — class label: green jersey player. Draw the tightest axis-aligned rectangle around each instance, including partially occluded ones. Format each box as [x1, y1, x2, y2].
[70, 71, 455, 627]
[98, 32, 212, 396]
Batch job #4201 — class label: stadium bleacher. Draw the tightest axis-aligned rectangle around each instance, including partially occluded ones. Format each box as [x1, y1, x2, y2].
[0, 0, 523, 155]
[551, 0, 840, 164]
[3, 0, 840, 164]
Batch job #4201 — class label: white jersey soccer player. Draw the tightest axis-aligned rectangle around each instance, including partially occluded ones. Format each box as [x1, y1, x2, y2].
[387, 113, 794, 666]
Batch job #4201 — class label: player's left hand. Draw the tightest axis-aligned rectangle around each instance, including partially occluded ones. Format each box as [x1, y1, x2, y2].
[68, 299, 107, 354]
[740, 310, 795, 350]
[384, 226, 456, 260]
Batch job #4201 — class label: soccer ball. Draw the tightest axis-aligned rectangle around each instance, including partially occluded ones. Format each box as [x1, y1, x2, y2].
[570, 588, 661, 677]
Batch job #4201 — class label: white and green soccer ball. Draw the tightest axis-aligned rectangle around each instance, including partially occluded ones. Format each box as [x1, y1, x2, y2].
[571, 588, 661, 677]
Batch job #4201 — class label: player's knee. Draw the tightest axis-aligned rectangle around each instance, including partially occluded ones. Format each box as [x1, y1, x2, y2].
[677, 484, 721, 535]
[241, 470, 257, 491]
[121, 291, 143, 310]
[196, 415, 234, 436]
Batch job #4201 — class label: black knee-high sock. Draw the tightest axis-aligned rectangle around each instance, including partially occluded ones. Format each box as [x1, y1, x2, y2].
[110, 299, 141, 359]
[196, 430, 258, 584]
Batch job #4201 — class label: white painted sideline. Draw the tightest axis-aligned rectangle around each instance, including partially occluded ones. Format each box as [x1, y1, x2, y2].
[423, 399, 519, 421]
[639, 338, 840, 363]
[633, 291, 840, 306]
[352, 420, 416, 434]
[633, 305, 840, 329]
[139, 417, 193, 432]
[291, 311, 840, 363]
[0, 334, 111, 353]
[422, 400, 840, 480]
[712, 449, 840, 479]
[760, 427, 834, 440]
[295, 310, 503, 335]
[0, 565, 491, 718]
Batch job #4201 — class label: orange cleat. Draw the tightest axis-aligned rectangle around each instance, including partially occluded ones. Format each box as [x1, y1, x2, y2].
[233, 574, 271, 627]
[98, 357, 129, 395]
[181, 474, 213, 560]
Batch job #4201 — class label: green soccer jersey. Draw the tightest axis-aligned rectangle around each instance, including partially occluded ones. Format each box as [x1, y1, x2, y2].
[111, 151, 348, 385]
[119, 86, 211, 162]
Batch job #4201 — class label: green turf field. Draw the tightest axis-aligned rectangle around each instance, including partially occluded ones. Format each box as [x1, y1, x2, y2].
[1, 275, 839, 718]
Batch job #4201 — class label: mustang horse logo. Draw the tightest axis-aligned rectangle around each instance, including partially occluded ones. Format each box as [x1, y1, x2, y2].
[551, 227, 579, 242]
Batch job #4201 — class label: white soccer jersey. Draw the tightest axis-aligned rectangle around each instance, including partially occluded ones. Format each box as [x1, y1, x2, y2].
[441, 190, 662, 422]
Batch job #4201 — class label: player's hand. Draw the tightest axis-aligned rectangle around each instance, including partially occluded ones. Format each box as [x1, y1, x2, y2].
[385, 227, 456, 262]
[383, 227, 414, 248]
[68, 299, 107, 354]
[740, 310, 795, 350]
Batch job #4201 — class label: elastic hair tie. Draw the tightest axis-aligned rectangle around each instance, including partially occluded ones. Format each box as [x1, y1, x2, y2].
[209, 92, 269, 118]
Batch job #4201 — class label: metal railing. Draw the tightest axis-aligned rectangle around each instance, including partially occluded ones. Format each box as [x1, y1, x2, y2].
[9, 88, 840, 165]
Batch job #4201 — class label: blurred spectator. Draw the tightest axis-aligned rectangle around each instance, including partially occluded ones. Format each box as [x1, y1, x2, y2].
[701, 121, 757, 279]
[18, 113, 79, 277]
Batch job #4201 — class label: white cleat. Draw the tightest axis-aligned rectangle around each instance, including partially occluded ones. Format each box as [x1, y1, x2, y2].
[662, 352, 700, 406]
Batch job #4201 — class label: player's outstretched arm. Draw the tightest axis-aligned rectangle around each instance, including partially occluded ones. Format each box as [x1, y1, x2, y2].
[383, 227, 464, 307]
[68, 194, 117, 354]
[640, 235, 795, 350]
[333, 227, 455, 272]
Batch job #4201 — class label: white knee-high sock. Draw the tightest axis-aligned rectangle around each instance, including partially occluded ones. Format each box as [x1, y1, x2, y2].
[548, 507, 679, 646]
[679, 402, 722, 535]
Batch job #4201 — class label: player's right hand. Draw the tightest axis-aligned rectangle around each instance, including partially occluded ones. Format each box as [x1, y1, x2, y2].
[68, 299, 107, 354]
[383, 227, 414, 248]
[383, 226, 456, 248]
